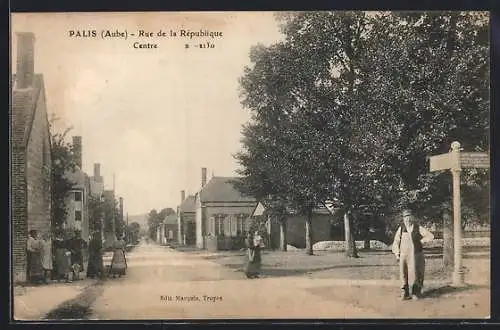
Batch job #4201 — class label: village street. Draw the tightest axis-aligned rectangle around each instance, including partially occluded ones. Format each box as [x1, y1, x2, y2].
[89, 241, 385, 319]
[14, 237, 489, 320]
[35, 239, 483, 320]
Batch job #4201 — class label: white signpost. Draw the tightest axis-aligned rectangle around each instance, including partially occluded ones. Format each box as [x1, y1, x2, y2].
[429, 141, 490, 286]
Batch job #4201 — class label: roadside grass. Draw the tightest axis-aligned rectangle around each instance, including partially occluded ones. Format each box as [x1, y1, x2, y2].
[202, 247, 490, 283]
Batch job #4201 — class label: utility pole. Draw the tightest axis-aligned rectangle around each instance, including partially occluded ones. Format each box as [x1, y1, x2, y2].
[126, 212, 129, 243]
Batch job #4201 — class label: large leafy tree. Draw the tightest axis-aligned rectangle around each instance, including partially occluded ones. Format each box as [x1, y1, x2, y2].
[88, 194, 105, 233]
[236, 11, 489, 261]
[363, 11, 489, 266]
[126, 222, 141, 244]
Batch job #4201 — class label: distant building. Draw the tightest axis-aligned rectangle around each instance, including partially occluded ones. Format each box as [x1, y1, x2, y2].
[177, 190, 196, 245]
[89, 163, 104, 198]
[194, 168, 257, 251]
[62, 136, 90, 242]
[162, 214, 178, 245]
[11, 32, 52, 283]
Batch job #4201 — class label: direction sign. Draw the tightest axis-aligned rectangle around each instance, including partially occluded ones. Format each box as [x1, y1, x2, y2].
[429, 153, 453, 172]
[460, 152, 490, 168]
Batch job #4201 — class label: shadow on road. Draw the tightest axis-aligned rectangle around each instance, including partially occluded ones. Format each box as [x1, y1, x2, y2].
[43, 281, 105, 320]
[45, 305, 93, 320]
[422, 284, 490, 299]
[223, 263, 392, 278]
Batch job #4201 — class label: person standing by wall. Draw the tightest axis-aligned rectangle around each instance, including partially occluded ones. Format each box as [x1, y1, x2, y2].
[40, 231, 53, 283]
[27, 230, 43, 284]
[392, 209, 435, 300]
[87, 231, 104, 279]
[53, 229, 72, 282]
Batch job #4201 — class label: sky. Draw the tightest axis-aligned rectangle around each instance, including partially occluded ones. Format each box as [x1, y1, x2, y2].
[12, 12, 284, 215]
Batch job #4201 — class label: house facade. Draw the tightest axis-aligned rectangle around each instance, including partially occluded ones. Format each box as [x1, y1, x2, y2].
[177, 190, 196, 245]
[194, 169, 257, 251]
[253, 202, 336, 249]
[158, 213, 178, 245]
[11, 32, 53, 283]
[62, 136, 91, 242]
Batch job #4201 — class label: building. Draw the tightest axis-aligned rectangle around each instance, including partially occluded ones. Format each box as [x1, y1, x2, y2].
[11, 32, 53, 283]
[62, 136, 91, 242]
[194, 168, 257, 251]
[89, 163, 104, 198]
[177, 190, 196, 245]
[163, 214, 178, 245]
[251, 201, 337, 249]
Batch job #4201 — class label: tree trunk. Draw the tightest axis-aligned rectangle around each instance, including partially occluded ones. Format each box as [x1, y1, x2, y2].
[443, 208, 454, 269]
[279, 218, 287, 252]
[305, 209, 314, 255]
[344, 210, 359, 258]
[363, 238, 371, 250]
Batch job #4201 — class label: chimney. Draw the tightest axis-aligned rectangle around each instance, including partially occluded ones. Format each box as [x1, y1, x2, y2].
[119, 197, 124, 222]
[72, 136, 82, 168]
[181, 190, 186, 202]
[94, 163, 101, 179]
[15, 32, 35, 89]
[201, 167, 207, 187]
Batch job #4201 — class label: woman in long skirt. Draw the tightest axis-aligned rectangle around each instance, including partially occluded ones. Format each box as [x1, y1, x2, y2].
[27, 230, 44, 284]
[53, 231, 72, 282]
[243, 232, 263, 279]
[40, 232, 53, 283]
[109, 236, 127, 277]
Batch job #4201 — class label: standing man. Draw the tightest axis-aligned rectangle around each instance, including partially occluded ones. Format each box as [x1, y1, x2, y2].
[392, 209, 435, 300]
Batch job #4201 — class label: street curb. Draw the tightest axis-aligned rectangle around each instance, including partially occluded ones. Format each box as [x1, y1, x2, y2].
[43, 280, 105, 320]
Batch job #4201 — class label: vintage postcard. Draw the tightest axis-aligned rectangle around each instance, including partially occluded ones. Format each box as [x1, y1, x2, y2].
[10, 11, 490, 320]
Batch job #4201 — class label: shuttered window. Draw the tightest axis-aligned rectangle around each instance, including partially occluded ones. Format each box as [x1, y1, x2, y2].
[224, 216, 231, 237]
[230, 215, 237, 237]
[215, 215, 224, 236]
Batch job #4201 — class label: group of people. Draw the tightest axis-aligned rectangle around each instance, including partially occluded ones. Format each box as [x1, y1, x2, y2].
[26, 228, 128, 285]
[241, 209, 436, 301]
[27, 229, 87, 284]
[86, 232, 128, 279]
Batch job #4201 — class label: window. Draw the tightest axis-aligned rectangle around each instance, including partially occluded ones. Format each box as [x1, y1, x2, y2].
[75, 210, 82, 221]
[236, 214, 246, 236]
[74, 191, 83, 202]
[215, 214, 225, 236]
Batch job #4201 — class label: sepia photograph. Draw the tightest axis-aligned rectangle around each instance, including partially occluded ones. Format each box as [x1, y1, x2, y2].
[10, 11, 490, 320]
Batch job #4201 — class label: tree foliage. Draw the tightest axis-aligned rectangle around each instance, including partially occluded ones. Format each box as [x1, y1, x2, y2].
[126, 222, 141, 244]
[235, 11, 489, 256]
[49, 115, 76, 229]
[88, 194, 105, 233]
[147, 207, 176, 240]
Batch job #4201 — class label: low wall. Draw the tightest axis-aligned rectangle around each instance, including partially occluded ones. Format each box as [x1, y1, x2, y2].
[204, 236, 246, 251]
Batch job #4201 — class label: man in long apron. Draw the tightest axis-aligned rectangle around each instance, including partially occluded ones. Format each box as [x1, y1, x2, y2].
[392, 209, 434, 300]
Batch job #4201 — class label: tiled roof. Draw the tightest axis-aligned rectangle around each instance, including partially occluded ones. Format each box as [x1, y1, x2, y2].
[163, 214, 177, 225]
[179, 195, 196, 213]
[11, 74, 45, 149]
[199, 177, 256, 203]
